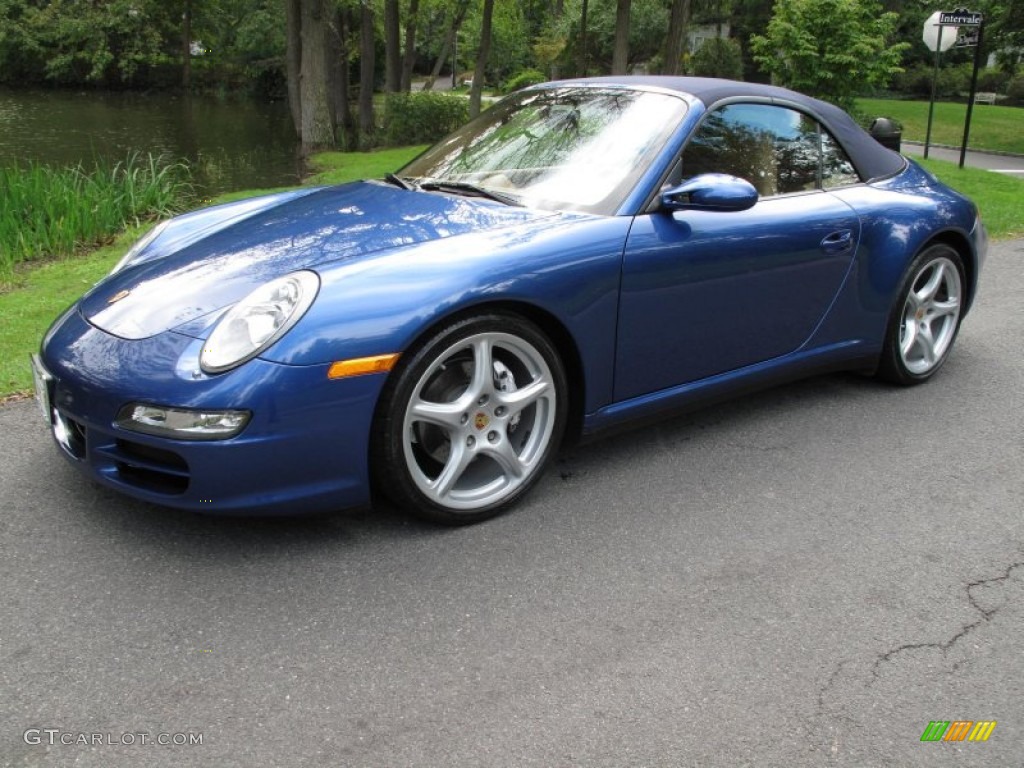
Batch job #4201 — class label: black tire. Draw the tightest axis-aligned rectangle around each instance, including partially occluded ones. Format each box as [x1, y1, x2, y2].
[877, 243, 966, 385]
[372, 313, 567, 525]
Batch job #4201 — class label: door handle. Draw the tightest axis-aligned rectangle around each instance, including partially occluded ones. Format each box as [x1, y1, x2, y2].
[821, 230, 854, 254]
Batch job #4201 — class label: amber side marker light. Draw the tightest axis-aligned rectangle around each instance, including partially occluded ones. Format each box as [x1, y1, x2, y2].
[328, 353, 400, 379]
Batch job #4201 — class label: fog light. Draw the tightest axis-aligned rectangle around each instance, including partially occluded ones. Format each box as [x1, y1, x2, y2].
[116, 404, 250, 440]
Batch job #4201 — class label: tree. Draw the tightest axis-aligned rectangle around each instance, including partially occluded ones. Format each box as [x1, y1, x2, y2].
[563, 0, 667, 74]
[422, 0, 470, 90]
[299, 0, 336, 149]
[401, 0, 421, 91]
[751, 0, 909, 110]
[691, 36, 742, 78]
[182, 0, 192, 88]
[578, 0, 589, 74]
[611, 0, 630, 74]
[359, 0, 375, 137]
[384, 0, 401, 91]
[285, 0, 302, 133]
[469, 0, 494, 117]
[986, 0, 1024, 74]
[663, 0, 691, 75]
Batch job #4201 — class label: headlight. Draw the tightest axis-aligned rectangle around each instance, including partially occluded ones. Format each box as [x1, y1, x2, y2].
[200, 271, 320, 373]
[110, 219, 171, 275]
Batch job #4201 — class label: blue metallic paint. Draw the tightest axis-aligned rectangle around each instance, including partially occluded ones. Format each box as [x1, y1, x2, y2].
[36, 79, 986, 516]
[615, 190, 861, 399]
[86, 183, 555, 340]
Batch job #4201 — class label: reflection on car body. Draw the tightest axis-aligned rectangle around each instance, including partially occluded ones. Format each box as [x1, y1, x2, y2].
[35, 76, 986, 525]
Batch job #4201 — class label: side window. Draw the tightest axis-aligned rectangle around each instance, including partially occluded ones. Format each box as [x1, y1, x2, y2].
[681, 103, 861, 197]
[820, 130, 860, 189]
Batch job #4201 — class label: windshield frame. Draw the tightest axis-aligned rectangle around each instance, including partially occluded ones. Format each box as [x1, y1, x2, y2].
[399, 84, 690, 217]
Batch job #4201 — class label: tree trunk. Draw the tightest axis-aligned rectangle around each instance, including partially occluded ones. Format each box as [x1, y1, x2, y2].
[549, 0, 564, 80]
[359, 0, 376, 139]
[577, 0, 589, 76]
[285, 0, 302, 135]
[384, 0, 401, 92]
[329, 4, 356, 149]
[663, 0, 691, 75]
[469, 0, 494, 118]
[400, 0, 420, 92]
[611, 0, 631, 75]
[182, 0, 192, 89]
[423, 0, 468, 91]
[300, 0, 336, 151]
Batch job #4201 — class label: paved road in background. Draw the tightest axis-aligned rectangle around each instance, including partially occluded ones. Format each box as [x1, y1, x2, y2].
[3, 240, 1022, 767]
[903, 140, 1024, 174]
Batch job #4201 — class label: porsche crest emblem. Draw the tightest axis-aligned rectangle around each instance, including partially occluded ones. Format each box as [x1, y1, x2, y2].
[107, 289, 131, 304]
[474, 412, 490, 430]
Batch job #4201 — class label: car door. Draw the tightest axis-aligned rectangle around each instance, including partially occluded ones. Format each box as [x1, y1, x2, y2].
[614, 102, 863, 401]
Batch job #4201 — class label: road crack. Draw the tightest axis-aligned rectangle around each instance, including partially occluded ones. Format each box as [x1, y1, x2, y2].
[869, 559, 1024, 681]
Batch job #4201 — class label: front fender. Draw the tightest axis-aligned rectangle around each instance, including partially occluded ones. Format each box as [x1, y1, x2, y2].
[263, 214, 633, 414]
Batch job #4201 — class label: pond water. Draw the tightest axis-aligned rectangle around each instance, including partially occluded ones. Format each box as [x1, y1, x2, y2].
[0, 89, 304, 194]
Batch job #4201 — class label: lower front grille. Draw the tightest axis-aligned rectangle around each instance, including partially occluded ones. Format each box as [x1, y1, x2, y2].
[94, 439, 191, 495]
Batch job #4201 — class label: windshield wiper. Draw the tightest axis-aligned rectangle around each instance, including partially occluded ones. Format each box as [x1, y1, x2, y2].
[417, 179, 523, 207]
[383, 173, 414, 190]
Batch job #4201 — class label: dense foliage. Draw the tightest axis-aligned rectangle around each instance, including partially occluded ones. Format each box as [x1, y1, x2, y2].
[0, 0, 1020, 142]
[383, 92, 469, 144]
[0, 0, 285, 92]
[751, 0, 908, 111]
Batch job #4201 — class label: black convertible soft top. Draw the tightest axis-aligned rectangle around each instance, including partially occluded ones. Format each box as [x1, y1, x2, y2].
[552, 76, 907, 182]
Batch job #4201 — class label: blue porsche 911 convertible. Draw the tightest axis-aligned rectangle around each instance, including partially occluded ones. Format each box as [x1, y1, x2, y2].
[34, 77, 986, 524]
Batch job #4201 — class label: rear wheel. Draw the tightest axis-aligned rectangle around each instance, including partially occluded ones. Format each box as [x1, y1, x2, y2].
[373, 313, 566, 525]
[877, 244, 965, 385]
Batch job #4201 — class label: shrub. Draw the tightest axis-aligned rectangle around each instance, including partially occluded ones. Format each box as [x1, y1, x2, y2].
[502, 69, 548, 94]
[977, 67, 1011, 94]
[894, 63, 934, 97]
[893, 62, 972, 99]
[691, 38, 743, 80]
[1007, 74, 1024, 105]
[0, 153, 192, 280]
[383, 92, 469, 146]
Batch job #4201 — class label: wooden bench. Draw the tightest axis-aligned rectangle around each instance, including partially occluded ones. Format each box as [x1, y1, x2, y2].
[974, 92, 997, 105]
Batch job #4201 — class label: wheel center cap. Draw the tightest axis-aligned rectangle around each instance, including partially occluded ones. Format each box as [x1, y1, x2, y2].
[915, 307, 927, 321]
[474, 412, 490, 430]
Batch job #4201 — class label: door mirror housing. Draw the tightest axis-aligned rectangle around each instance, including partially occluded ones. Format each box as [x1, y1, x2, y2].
[661, 173, 758, 213]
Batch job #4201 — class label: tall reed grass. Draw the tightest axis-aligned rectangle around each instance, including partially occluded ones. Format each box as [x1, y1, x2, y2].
[0, 153, 193, 282]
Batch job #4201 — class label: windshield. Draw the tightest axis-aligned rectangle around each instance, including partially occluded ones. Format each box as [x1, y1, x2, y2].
[400, 86, 688, 215]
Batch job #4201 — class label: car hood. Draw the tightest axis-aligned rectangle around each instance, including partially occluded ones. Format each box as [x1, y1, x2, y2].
[81, 182, 557, 340]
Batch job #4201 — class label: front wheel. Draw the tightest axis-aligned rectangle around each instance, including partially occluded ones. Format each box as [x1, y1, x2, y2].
[372, 314, 567, 525]
[877, 244, 965, 385]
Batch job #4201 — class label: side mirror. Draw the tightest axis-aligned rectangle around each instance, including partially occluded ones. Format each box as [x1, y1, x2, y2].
[661, 173, 758, 213]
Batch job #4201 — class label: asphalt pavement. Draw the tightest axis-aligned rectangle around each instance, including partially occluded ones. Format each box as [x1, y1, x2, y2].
[902, 140, 1024, 174]
[2, 239, 1023, 767]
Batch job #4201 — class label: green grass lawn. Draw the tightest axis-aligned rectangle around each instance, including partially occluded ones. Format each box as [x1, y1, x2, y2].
[1, 232, 137, 397]
[916, 157, 1023, 240]
[1, 146, 1021, 398]
[857, 98, 1024, 154]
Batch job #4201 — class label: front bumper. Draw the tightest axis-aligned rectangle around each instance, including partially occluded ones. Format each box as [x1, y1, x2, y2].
[37, 307, 384, 515]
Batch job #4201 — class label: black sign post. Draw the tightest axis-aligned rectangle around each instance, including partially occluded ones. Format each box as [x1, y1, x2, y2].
[937, 8, 984, 168]
[959, 20, 985, 168]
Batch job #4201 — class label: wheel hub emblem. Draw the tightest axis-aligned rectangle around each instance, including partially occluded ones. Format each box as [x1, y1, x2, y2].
[474, 412, 490, 430]
[915, 307, 926, 321]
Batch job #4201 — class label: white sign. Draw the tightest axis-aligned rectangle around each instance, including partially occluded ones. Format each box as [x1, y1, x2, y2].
[923, 11, 957, 52]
